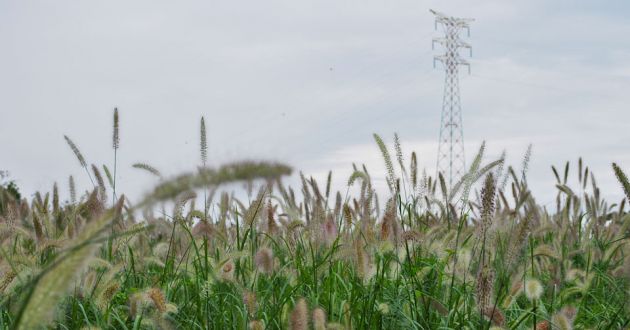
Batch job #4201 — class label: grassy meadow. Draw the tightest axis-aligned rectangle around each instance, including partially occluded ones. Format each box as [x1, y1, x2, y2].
[0, 110, 629, 329]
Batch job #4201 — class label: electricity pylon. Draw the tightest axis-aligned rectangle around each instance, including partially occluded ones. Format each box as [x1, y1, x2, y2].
[431, 9, 473, 190]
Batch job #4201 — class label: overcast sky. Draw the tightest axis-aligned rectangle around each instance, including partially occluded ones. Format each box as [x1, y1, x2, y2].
[2, 0, 630, 207]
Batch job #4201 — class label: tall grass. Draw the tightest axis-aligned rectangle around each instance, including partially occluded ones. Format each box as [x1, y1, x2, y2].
[0, 124, 628, 329]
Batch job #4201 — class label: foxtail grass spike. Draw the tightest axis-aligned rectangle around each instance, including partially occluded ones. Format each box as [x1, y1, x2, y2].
[112, 108, 119, 150]
[290, 298, 308, 330]
[200, 116, 208, 166]
[132, 163, 162, 178]
[373, 133, 395, 192]
[64, 135, 87, 168]
[612, 163, 630, 202]
[68, 175, 76, 203]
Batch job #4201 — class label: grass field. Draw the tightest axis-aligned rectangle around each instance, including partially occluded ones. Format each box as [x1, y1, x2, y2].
[0, 111, 629, 329]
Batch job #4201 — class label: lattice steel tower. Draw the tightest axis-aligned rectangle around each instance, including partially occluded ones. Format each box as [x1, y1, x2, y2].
[431, 9, 473, 189]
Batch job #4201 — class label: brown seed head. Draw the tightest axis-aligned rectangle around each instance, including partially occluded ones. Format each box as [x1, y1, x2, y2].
[243, 290, 257, 316]
[254, 247, 274, 274]
[289, 298, 309, 330]
[535, 321, 550, 330]
[322, 215, 338, 245]
[481, 306, 505, 326]
[475, 265, 495, 310]
[221, 260, 235, 281]
[147, 288, 166, 313]
[312, 307, 327, 330]
[249, 320, 264, 330]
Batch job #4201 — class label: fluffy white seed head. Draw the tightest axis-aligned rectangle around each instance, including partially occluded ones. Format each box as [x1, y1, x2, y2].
[524, 278, 543, 301]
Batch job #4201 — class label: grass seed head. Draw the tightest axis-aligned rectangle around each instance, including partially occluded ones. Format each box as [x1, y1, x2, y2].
[612, 163, 630, 202]
[312, 307, 326, 330]
[200, 116, 207, 165]
[524, 278, 544, 301]
[535, 321, 550, 330]
[147, 287, 167, 313]
[377, 303, 390, 315]
[266, 200, 278, 235]
[249, 320, 264, 330]
[327, 323, 345, 330]
[64, 135, 87, 168]
[322, 214, 338, 245]
[560, 305, 577, 321]
[220, 260, 235, 281]
[475, 265, 495, 310]
[480, 173, 496, 232]
[551, 312, 572, 330]
[254, 247, 274, 274]
[192, 220, 214, 239]
[112, 107, 119, 150]
[343, 204, 352, 227]
[289, 298, 309, 330]
[481, 306, 505, 327]
[243, 290, 257, 316]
